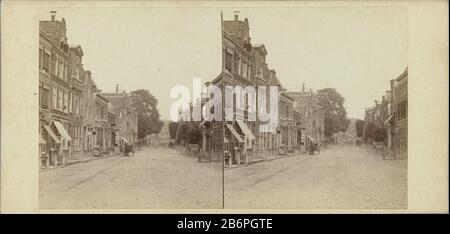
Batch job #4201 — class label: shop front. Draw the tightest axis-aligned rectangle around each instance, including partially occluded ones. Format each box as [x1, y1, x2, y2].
[53, 120, 72, 165]
[225, 123, 244, 167]
[42, 124, 62, 167]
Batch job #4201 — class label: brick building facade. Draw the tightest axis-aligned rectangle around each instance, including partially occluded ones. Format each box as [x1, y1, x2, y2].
[39, 12, 136, 168]
[363, 67, 407, 159]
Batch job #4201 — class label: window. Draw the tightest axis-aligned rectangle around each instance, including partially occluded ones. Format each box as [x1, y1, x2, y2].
[225, 50, 232, 72]
[54, 57, 59, 76]
[237, 56, 241, 75]
[52, 87, 57, 109]
[58, 89, 63, 111]
[41, 87, 49, 108]
[59, 60, 64, 79]
[64, 92, 68, 113]
[244, 94, 248, 109]
[63, 63, 66, 81]
[43, 51, 50, 73]
[286, 105, 289, 118]
[69, 92, 73, 113]
[66, 63, 70, 81]
[397, 101, 407, 120]
[74, 94, 79, 114]
[233, 54, 239, 74]
[62, 123, 69, 150]
[242, 61, 247, 79]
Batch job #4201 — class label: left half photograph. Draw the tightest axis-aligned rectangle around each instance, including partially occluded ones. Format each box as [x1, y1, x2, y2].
[38, 8, 224, 209]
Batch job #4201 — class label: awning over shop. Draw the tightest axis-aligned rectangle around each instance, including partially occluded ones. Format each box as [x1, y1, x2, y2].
[121, 137, 129, 143]
[53, 121, 72, 141]
[384, 114, 394, 125]
[40, 135, 47, 144]
[236, 120, 255, 140]
[226, 124, 244, 143]
[43, 125, 61, 144]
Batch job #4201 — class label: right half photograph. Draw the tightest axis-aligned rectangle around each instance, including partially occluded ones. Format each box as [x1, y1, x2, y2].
[220, 7, 408, 209]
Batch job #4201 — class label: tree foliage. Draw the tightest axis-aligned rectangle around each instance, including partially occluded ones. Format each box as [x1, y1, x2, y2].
[130, 89, 163, 139]
[317, 88, 350, 138]
[355, 120, 365, 138]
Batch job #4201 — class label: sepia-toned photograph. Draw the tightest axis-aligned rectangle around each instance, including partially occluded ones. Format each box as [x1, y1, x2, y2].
[37, 6, 408, 210]
[37, 8, 226, 209]
[220, 8, 408, 209]
[1, 0, 447, 214]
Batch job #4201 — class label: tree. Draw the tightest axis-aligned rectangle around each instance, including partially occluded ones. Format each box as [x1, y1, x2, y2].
[355, 120, 365, 138]
[324, 115, 335, 138]
[317, 88, 350, 138]
[168, 122, 179, 140]
[130, 89, 163, 139]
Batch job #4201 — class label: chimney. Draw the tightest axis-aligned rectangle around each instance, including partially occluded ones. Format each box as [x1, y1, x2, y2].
[51, 11, 56, 21]
[234, 11, 240, 21]
[302, 83, 305, 92]
[116, 84, 119, 93]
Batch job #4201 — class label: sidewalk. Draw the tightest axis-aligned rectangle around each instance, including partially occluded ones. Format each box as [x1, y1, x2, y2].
[41, 150, 124, 171]
[225, 150, 307, 169]
[361, 143, 406, 160]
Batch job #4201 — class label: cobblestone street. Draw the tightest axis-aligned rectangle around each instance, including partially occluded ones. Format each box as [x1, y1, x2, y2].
[40, 147, 223, 209]
[225, 145, 407, 209]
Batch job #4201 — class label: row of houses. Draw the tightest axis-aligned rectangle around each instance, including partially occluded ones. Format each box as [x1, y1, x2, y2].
[180, 12, 325, 167]
[39, 12, 138, 168]
[363, 67, 408, 158]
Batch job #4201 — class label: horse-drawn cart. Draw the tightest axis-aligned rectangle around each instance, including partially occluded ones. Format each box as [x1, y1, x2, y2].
[123, 143, 135, 156]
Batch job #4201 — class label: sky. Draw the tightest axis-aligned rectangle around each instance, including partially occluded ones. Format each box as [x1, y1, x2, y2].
[39, 6, 407, 120]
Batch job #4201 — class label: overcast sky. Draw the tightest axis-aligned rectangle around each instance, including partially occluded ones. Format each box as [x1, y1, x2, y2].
[39, 7, 407, 120]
